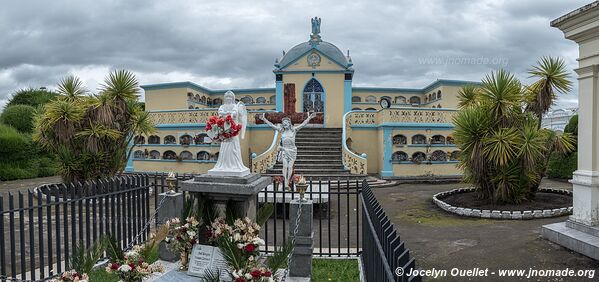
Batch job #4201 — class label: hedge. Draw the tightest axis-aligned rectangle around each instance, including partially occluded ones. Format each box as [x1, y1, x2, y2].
[546, 152, 577, 179]
[0, 104, 36, 133]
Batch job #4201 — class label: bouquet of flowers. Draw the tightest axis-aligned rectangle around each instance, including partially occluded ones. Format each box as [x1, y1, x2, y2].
[51, 270, 89, 282]
[165, 217, 201, 253]
[208, 217, 281, 282]
[205, 115, 243, 142]
[105, 248, 164, 282]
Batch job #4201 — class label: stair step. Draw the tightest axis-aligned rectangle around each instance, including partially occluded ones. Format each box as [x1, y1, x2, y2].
[272, 164, 345, 169]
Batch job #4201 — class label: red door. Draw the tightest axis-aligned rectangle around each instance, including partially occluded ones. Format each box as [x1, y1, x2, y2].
[284, 83, 296, 114]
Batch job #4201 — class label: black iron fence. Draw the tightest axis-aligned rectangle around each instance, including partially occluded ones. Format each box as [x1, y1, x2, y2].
[0, 172, 405, 281]
[0, 174, 151, 281]
[361, 180, 421, 282]
[258, 178, 362, 257]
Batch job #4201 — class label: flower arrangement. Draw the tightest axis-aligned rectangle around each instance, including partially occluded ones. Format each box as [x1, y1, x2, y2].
[292, 175, 306, 185]
[51, 270, 89, 282]
[165, 216, 201, 270]
[105, 248, 164, 282]
[208, 217, 282, 282]
[206, 115, 242, 142]
[166, 217, 201, 252]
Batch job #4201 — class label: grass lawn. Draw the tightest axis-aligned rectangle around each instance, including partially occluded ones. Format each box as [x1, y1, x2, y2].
[312, 259, 360, 282]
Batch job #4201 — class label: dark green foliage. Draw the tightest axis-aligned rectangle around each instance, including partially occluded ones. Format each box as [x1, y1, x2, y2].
[0, 124, 39, 180]
[5, 88, 58, 108]
[547, 152, 577, 179]
[266, 240, 292, 272]
[103, 234, 125, 261]
[256, 203, 274, 227]
[69, 240, 104, 274]
[1, 104, 36, 132]
[564, 114, 578, 136]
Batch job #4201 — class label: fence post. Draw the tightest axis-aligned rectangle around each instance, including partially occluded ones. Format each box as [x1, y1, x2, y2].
[288, 199, 313, 279]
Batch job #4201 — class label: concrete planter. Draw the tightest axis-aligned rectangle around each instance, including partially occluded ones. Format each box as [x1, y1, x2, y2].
[432, 187, 573, 220]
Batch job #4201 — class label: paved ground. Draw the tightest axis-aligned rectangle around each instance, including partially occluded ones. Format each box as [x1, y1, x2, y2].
[373, 179, 599, 282]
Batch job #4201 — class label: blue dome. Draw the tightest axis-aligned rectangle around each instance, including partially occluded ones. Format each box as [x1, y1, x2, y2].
[277, 40, 351, 69]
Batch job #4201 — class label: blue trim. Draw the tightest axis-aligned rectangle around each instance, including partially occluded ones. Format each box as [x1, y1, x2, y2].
[275, 81, 283, 111]
[352, 79, 481, 94]
[135, 144, 219, 147]
[274, 70, 351, 74]
[141, 81, 274, 95]
[391, 161, 459, 164]
[349, 123, 454, 130]
[125, 137, 134, 172]
[275, 47, 350, 70]
[407, 144, 456, 147]
[155, 123, 272, 130]
[344, 79, 352, 114]
[381, 128, 393, 177]
[133, 159, 217, 163]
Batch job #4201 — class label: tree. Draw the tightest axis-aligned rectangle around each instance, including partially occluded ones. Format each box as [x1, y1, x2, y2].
[34, 70, 155, 183]
[454, 64, 575, 204]
[5, 88, 58, 109]
[0, 104, 36, 133]
[525, 56, 572, 128]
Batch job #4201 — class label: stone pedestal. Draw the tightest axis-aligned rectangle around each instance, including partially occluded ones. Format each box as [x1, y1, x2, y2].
[288, 199, 313, 279]
[157, 191, 184, 225]
[180, 173, 271, 220]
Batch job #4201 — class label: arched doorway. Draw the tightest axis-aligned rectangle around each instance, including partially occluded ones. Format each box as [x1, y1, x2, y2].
[303, 78, 325, 113]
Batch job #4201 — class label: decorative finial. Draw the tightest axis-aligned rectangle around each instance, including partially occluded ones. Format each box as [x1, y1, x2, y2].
[275, 58, 279, 64]
[283, 50, 286, 55]
[347, 49, 350, 56]
[310, 17, 322, 44]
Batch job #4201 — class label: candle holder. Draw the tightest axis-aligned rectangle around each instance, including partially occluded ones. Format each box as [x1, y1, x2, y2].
[166, 171, 177, 194]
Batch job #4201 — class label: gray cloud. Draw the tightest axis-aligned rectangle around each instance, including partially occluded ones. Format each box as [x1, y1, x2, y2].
[0, 0, 587, 109]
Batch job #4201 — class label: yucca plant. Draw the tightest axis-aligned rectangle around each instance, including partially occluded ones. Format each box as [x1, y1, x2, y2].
[34, 70, 155, 183]
[454, 59, 575, 204]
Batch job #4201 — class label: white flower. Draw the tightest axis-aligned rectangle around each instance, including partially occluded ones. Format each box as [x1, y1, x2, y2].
[233, 233, 241, 241]
[244, 273, 252, 279]
[252, 238, 265, 246]
[237, 243, 245, 249]
[118, 265, 132, 272]
[187, 230, 196, 237]
[125, 250, 139, 259]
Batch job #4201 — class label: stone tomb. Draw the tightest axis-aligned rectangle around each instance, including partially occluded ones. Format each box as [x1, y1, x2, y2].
[181, 173, 271, 220]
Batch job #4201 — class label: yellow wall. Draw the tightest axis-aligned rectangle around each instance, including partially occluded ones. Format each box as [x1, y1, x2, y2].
[284, 51, 346, 71]
[145, 88, 189, 111]
[347, 129, 380, 174]
[282, 72, 346, 127]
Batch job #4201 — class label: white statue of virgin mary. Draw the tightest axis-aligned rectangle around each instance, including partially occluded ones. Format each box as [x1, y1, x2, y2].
[207, 91, 250, 177]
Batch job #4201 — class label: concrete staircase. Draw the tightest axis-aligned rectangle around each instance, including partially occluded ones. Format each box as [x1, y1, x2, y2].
[265, 127, 359, 180]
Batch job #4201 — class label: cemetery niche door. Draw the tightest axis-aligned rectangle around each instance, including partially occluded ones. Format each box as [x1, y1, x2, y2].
[303, 78, 325, 113]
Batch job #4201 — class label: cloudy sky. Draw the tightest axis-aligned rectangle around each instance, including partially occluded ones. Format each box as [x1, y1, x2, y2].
[0, 0, 589, 110]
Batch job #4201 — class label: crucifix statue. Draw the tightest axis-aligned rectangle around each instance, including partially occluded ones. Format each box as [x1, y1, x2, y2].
[260, 113, 316, 189]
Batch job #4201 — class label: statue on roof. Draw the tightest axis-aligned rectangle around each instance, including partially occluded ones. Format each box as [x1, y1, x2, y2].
[310, 17, 322, 43]
[311, 17, 321, 35]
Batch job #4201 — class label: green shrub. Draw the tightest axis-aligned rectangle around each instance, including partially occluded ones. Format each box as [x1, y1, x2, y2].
[547, 152, 577, 179]
[564, 114, 578, 136]
[5, 88, 58, 108]
[0, 124, 33, 161]
[0, 160, 39, 181]
[1, 104, 36, 132]
[0, 124, 57, 180]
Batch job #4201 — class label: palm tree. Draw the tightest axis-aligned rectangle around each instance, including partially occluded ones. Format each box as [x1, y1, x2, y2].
[456, 85, 480, 108]
[526, 56, 572, 128]
[35, 70, 155, 183]
[454, 65, 574, 204]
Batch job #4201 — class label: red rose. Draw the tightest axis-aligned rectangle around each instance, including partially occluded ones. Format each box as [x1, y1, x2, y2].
[206, 124, 212, 131]
[110, 263, 120, 270]
[206, 230, 213, 238]
[129, 263, 136, 269]
[226, 115, 233, 122]
[250, 269, 261, 278]
[263, 271, 272, 277]
[236, 124, 242, 131]
[180, 226, 187, 232]
[234, 278, 246, 282]
[209, 116, 217, 123]
[176, 236, 183, 241]
[217, 119, 224, 127]
[191, 239, 197, 244]
[244, 244, 255, 252]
